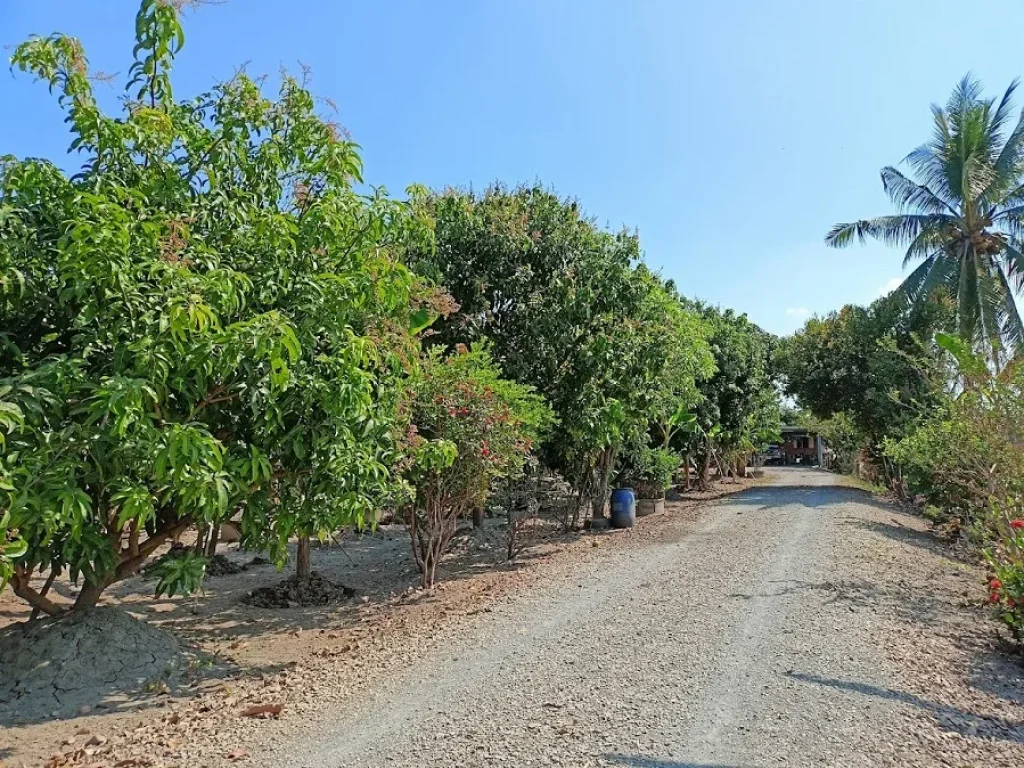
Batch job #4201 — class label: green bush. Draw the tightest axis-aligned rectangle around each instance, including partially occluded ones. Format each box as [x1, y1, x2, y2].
[985, 509, 1024, 646]
[885, 341, 1024, 646]
[617, 447, 680, 499]
[404, 344, 552, 587]
[884, 362, 1024, 532]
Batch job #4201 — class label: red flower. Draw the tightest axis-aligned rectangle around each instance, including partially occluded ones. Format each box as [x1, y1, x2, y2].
[990, 578, 1002, 591]
[1010, 519, 1024, 530]
[989, 592, 1000, 604]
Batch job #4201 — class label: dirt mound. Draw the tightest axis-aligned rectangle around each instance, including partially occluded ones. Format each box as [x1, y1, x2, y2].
[206, 553, 246, 576]
[243, 572, 356, 608]
[0, 607, 199, 723]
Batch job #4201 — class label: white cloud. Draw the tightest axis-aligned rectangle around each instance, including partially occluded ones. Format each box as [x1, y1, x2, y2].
[785, 307, 811, 317]
[878, 277, 902, 296]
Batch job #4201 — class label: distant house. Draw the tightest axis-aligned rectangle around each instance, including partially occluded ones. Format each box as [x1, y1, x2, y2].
[767, 426, 831, 467]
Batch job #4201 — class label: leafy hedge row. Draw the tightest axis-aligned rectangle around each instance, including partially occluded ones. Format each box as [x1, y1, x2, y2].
[0, 1, 781, 606]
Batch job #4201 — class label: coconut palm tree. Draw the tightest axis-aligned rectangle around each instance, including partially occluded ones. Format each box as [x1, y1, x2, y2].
[826, 75, 1024, 367]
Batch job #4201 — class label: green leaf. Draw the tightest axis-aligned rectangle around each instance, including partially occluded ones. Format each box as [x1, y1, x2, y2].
[409, 307, 435, 335]
[935, 332, 989, 380]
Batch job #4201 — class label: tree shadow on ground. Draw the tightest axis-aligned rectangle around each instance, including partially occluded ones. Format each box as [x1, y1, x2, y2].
[101, 520, 577, 643]
[602, 756, 749, 768]
[725, 483, 896, 514]
[967, 644, 1024, 707]
[728, 577, 883, 606]
[842, 517, 948, 556]
[788, 671, 1024, 743]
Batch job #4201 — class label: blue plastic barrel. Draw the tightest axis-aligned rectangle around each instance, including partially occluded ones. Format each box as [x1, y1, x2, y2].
[609, 487, 636, 529]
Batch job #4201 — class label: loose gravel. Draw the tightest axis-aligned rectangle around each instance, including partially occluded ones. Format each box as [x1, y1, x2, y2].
[261, 467, 1024, 768]
[11, 468, 1022, 767]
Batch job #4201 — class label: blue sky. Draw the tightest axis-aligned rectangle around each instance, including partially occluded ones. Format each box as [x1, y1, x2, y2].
[3, 1, 1024, 336]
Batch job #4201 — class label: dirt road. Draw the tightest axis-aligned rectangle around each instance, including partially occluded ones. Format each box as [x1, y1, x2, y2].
[263, 468, 1024, 768]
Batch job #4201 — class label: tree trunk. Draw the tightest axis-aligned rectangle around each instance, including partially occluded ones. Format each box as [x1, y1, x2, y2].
[73, 579, 107, 612]
[29, 568, 60, 621]
[11, 566, 65, 618]
[296, 535, 312, 580]
[471, 507, 484, 529]
[590, 447, 615, 519]
[701, 447, 712, 489]
[193, 522, 209, 554]
[205, 522, 220, 558]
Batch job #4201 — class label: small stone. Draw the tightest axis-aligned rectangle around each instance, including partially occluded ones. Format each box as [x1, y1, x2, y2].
[78, 704, 93, 716]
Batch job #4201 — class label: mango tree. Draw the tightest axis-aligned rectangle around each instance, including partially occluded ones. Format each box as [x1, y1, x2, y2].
[412, 186, 714, 526]
[681, 305, 780, 486]
[0, 0, 431, 614]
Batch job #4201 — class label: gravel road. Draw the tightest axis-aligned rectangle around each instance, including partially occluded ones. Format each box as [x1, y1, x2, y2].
[271, 467, 976, 768]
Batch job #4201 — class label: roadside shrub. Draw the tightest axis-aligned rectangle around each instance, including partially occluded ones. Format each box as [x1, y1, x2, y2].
[884, 361, 1024, 534]
[886, 339, 1024, 646]
[404, 345, 552, 587]
[985, 506, 1024, 647]
[617, 447, 680, 499]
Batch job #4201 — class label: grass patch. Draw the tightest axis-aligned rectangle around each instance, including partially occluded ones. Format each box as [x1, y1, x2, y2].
[833, 473, 887, 494]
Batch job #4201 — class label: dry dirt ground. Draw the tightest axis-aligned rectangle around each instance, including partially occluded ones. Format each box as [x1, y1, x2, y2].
[2, 468, 1023, 767]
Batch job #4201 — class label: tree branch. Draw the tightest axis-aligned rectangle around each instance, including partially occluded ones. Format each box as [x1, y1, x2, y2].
[114, 516, 194, 581]
[11, 566, 66, 618]
[189, 384, 237, 418]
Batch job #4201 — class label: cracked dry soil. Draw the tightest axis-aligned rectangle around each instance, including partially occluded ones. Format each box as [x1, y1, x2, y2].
[0, 607, 202, 724]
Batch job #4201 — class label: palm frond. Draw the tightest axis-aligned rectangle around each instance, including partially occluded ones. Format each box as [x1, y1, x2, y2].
[998, 238, 1024, 293]
[977, 258, 1005, 363]
[982, 103, 1024, 204]
[895, 249, 959, 308]
[880, 166, 955, 214]
[949, 74, 985, 116]
[962, 152, 997, 203]
[992, 203, 1024, 223]
[995, 265, 1024, 354]
[824, 215, 943, 249]
[906, 137, 956, 203]
[902, 225, 949, 268]
[989, 77, 1020, 140]
[994, 210, 1024, 245]
[997, 183, 1024, 208]
[956, 246, 981, 345]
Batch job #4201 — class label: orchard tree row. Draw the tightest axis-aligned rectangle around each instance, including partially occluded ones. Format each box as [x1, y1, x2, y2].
[0, 0, 780, 611]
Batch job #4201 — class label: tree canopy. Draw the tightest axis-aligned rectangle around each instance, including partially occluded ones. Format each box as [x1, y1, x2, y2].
[779, 293, 955, 454]
[0, 0, 433, 612]
[411, 185, 728, 512]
